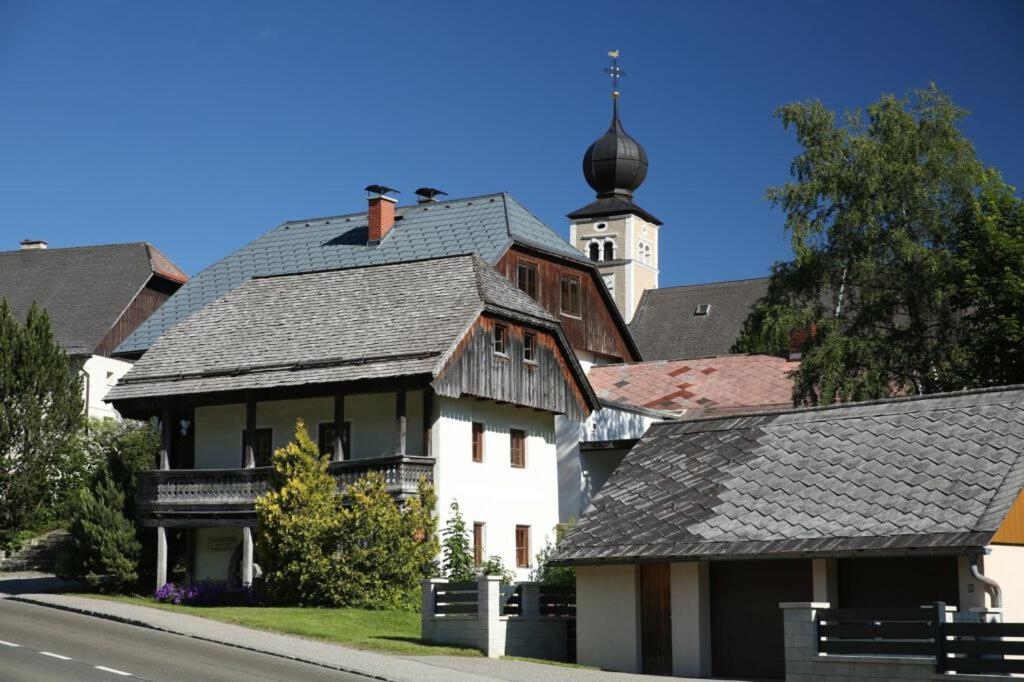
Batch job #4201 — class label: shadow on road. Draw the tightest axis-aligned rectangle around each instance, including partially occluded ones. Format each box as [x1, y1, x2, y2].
[0, 572, 79, 596]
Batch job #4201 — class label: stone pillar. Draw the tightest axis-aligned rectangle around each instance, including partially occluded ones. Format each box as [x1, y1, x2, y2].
[156, 526, 168, 588]
[241, 526, 254, 586]
[420, 578, 447, 642]
[780, 602, 830, 680]
[477, 575, 505, 658]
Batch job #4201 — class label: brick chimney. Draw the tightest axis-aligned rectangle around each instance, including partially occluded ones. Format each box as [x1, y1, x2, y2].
[20, 238, 48, 250]
[787, 323, 817, 361]
[365, 185, 399, 243]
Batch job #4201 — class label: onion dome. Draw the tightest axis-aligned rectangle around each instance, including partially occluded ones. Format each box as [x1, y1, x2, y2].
[582, 97, 649, 199]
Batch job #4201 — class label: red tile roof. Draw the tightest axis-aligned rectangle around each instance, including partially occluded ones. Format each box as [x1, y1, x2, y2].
[588, 354, 797, 418]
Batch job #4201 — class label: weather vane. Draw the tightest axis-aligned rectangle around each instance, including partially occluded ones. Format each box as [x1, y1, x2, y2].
[604, 49, 624, 99]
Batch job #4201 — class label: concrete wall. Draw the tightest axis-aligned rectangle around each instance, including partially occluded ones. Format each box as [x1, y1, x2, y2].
[193, 392, 424, 469]
[983, 544, 1024, 622]
[434, 397, 558, 582]
[84, 354, 133, 420]
[576, 564, 640, 673]
[671, 561, 711, 678]
[194, 527, 241, 582]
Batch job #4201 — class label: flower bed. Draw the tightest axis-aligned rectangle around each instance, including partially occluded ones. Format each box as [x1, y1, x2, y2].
[154, 580, 259, 606]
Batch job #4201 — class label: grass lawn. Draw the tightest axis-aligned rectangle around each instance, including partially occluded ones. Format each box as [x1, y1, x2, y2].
[71, 593, 480, 657]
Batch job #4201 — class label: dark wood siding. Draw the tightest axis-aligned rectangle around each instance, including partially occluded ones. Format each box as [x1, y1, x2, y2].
[640, 563, 673, 675]
[495, 247, 637, 362]
[96, 276, 179, 357]
[432, 315, 591, 421]
[837, 556, 959, 609]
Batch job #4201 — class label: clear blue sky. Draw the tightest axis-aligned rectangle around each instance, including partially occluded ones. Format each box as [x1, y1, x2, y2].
[2, 1, 1022, 286]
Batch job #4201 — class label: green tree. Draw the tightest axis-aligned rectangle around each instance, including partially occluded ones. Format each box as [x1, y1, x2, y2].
[530, 521, 576, 586]
[440, 500, 475, 582]
[734, 85, 1024, 403]
[58, 419, 159, 588]
[0, 299, 85, 545]
[336, 472, 438, 610]
[255, 420, 345, 606]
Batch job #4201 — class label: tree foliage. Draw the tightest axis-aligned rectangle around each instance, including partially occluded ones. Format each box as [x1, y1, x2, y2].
[256, 420, 439, 609]
[734, 85, 1024, 403]
[440, 500, 475, 582]
[530, 520, 576, 586]
[0, 299, 85, 544]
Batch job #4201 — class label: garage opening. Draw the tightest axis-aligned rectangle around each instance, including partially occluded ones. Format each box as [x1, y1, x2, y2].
[710, 559, 812, 680]
[837, 556, 959, 608]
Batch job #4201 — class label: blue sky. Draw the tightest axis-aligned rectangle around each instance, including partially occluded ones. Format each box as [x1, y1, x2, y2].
[2, 1, 1022, 287]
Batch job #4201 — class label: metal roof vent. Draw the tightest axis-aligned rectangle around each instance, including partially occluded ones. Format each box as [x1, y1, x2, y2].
[694, 303, 711, 316]
[20, 239, 48, 250]
[414, 187, 448, 204]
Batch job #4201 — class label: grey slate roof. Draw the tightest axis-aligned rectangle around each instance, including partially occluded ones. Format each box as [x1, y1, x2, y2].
[628, 277, 769, 361]
[554, 386, 1024, 564]
[0, 242, 186, 356]
[116, 193, 587, 356]
[107, 255, 560, 401]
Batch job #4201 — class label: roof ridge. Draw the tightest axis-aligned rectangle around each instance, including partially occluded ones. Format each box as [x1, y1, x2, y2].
[0, 241, 149, 255]
[251, 252, 474, 281]
[646, 384, 1024, 432]
[282, 192, 508, 226]
[653, 275, 772, 291]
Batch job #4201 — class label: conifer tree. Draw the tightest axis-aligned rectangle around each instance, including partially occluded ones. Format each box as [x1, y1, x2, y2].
[440, 500, 475, 582]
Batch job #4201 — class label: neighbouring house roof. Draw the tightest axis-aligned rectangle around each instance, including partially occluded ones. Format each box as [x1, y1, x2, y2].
[588, 354, 796, 417]
[116, 193, 591, 357]
[107, 255, 595, 412]
[554, 386, 1024, 564]
[628, 277, 769, 361]
[0, 242, 187, 356]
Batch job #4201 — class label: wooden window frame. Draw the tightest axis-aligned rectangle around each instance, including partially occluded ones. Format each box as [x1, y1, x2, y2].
[523, 331, 537, 364]
[472, 422, 485, 463]
[510, 428, 526, 468]
[473, 522, 485, 566]
[559, 275, 582, 318]
[240, 427, 273, 467]
[515, 525, 530, 568]
[515, 260, 539, 301]
[317, 421, 352, 460]
[493, 323, 508, 356]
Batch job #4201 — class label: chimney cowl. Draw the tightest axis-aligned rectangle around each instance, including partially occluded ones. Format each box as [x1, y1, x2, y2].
[414, 187, 448, 204]
[365, 185, 399, 244]
[20, 239, 48, 250]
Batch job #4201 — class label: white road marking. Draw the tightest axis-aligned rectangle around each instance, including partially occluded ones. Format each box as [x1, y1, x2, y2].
[0, 640, 19, 647]
[39, 651, 72, 660]
[94, 665, 132, 676]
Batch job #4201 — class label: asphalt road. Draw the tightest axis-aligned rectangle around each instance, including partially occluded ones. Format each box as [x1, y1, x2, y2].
[0, 598, 371, 681]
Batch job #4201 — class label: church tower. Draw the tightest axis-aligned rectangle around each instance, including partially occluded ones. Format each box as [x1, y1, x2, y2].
[568, 51, 661, 323]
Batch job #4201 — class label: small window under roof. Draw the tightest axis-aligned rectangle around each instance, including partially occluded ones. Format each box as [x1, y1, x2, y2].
[694, 303, 711, 316]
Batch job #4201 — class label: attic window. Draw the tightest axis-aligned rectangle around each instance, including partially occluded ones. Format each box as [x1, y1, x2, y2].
[694, 303, 711, 316]
[494, 324, 508, 356]
[523, 332, 537, 363]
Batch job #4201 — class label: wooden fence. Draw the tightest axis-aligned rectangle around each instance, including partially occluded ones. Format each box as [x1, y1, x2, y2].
[433, 581, 477, 615]
[817, 602, 1024, 675]
[538, 585, 576, 617]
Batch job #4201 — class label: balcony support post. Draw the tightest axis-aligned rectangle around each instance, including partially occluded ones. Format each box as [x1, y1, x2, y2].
[241, 526, 254, 586]
[244, 395, 256, 468]
[159, 409, 171, 470]
[156, 526, 167, 588]
[333, 390, 346, 462]
[423, 387, 434, 459]
[396, 389, 407, 456]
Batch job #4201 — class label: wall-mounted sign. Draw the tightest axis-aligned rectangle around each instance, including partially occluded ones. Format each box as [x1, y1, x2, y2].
[208, 535, 238, 551]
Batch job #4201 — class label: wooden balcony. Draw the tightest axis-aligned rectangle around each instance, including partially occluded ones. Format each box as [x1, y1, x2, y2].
[136, 455, 434, 527]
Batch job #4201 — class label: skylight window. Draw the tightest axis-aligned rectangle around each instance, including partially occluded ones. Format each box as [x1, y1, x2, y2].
[695, 303, 711, 316]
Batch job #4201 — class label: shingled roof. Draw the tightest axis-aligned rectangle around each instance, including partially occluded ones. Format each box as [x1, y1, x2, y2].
[555, 386, 1024, 564]
[0, 242, 186, 356]
[107, 255, 594, 409]
[116, 193, 590, 356]
[628, 277, 769, 361]
[588, 354, 796, 417]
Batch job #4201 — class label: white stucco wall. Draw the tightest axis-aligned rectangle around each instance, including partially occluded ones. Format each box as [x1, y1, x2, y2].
[584, 405, 657, 442]
[671, 561, 711, 677]
[434, 396, 559, 582]
[83, 354, 133, 420]
[194, 527, 241, 582]
[982, 545, 1024, 622]
[576, 564, 640, 673]
[192, 392, 425, 469]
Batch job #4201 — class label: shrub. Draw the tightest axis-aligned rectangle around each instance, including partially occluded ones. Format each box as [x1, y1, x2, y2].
[440, 500, 475, 582]
[480, 555, 515, 585]
[530, 520, 576, 586]
[255, 420, 345, 606]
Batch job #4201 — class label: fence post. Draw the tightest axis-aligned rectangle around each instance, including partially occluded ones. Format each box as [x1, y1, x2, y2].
[477, 575, 504, 657]
[932, 601, 947, 673]
[421, 578, 447, 643]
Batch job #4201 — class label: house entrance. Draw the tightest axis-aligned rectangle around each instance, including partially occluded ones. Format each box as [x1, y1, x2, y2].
[639, 563, 672, 675]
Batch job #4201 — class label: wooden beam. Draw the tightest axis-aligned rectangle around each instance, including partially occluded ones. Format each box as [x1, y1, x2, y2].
[244, 395, 256, 468]
[423, 387, 434, 459]
[159, 408, 172, 470]
[333, 390, 346, 462]
[396, 389, 407, 456]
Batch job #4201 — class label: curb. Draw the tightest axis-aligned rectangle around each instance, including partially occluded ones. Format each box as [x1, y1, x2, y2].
[8, 595, 396, 682]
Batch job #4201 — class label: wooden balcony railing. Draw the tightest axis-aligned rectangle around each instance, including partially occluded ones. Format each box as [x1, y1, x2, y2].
[136, 455, 434, 522]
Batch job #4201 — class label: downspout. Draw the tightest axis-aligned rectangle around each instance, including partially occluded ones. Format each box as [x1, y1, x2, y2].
[970, 551, 1002, 609]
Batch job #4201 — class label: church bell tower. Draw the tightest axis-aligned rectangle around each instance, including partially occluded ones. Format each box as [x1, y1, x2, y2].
[568, 51, 661, 323]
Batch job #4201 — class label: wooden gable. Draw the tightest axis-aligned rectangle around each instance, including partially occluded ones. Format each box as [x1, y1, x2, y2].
[494, 245, 639, 362]
[991, 490, 1024, 545]
[432, 314, 592, 422]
